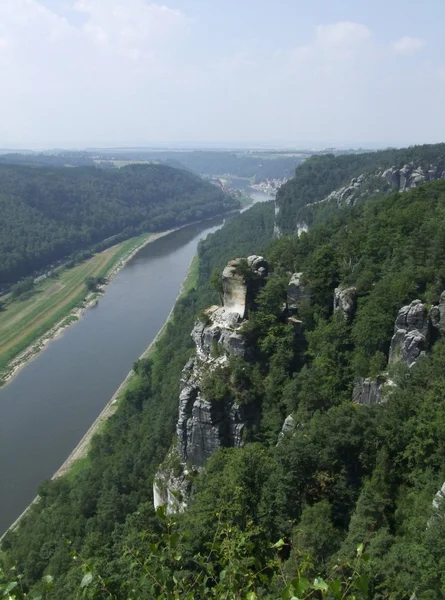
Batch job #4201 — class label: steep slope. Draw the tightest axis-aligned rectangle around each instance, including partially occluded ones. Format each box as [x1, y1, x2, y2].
[276, 143, 445, 235]
[5, 174, 445, 597]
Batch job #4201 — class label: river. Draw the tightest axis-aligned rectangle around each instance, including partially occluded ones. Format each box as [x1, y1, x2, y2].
[0, 191, 272, 535]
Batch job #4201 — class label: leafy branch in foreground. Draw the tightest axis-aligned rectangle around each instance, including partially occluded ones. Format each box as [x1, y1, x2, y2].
[5, 507, 370, 600]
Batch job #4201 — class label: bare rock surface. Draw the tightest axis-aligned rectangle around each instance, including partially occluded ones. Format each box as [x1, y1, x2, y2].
[334, 286, 357, 319]
[389, 300, 428, 367]
[154, 256, 268, 512]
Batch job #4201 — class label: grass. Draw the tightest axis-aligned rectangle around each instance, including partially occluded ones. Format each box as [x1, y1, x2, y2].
[181, 255, 199, 297]
[64, 457, 91, 483]
[0, 233, 152, 380]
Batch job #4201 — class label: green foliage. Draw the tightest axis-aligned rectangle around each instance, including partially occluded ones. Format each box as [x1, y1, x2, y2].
[209, 268, 223, 298]
[84, 276, 106, 293]
[7, 156, 445, 599]
[11, 278, 34, 298]
[1, 507, 372, 599]
[0, 163, 238, 286]
[276, 143, 445, 234]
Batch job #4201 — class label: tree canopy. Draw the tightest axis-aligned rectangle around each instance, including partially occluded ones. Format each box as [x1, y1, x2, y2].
[0, 163, 238, 286]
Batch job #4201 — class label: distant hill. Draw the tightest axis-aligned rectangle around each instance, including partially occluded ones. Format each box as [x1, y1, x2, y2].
[276, 143, 445, 234]
[0, 163, 238, 285]
[0, 152, 96, 168]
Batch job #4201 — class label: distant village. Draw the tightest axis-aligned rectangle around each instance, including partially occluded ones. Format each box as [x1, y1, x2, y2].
[250, 178, 288, 193]
[209, 176, 288, 197]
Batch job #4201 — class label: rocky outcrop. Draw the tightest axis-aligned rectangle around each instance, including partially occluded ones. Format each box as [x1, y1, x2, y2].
[316, 162, 444, 215]
[287, 272, 309, 314]
[334, 286, 357, 319]
[430, 291, 445, 337]
[353, 377, 383, 406]
[432, 481, 445, 512]
[273, 201, 282, 238]
[221, 256, 267, 319]
[154, 256, 268, 513]
[355, 293, 445, 405]
[277, 415, 295, 443]
[297, 221, 309, 237]
[382, 163, 445, 192]
[177, 380, 259, 468]
[389, 300, 429, 367]
[323, 174, 367, 207]
[153, 448, 190, 513]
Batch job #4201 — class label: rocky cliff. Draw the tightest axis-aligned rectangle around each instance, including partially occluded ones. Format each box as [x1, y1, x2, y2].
[388, 300, 429, 367]
[382, 164, 445, 191]
[153, 256, 268, 513]
[354, 294, 445, 405]
[294, 162, 445, 226]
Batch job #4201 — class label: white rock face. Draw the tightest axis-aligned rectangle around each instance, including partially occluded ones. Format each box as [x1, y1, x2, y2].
[352, 377, 383, 405]
[430, 291, 445, 336]
[382, 163, 444, 192]
[153, 448, 190, 515]
[297, 221, 309, 237]
[153, 256, 268, 513]
[287, 272, 308, 313]
[274, 201, 282, 238]
[433, 481, 445, 511]
[334, 286, 357, 319]
[389, 300, 429, 367]
[222, 260, 249, 318]
[221, 256, 268, 319]
[321, 174, 367, 207]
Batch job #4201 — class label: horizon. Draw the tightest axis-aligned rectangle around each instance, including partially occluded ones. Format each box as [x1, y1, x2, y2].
[0, 141, 425, 154]
[2, 0, 445, 148]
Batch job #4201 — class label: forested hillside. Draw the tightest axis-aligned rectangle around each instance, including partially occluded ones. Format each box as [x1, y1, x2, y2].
[0, 152, 96, 168]
[4, 168, 445, 598]
[95, 149, 305, 182]
[276, 143, 445, 234]
[0, 163, 238, 286]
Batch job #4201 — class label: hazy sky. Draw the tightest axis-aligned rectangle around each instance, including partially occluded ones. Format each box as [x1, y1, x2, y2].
[1, 0, 445, 148]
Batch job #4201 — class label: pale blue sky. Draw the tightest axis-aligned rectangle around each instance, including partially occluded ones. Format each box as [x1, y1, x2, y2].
[1, 0, 445, 148]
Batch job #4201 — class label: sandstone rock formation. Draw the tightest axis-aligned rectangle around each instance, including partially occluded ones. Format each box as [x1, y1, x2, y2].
[430, 291, 445, 337]
[389, 300, 429, 367]
[353, 377, 383, 406]
[277, 414, 295, 443]
[287, 272, 308, 314]
[382, 163, 445, 192]
[323, 173, 367, 207]
[297, 221, 309, 237]
[153, 448, 190, 513]
[273, 201, 282, 238]
[154, 256, 268, 513]
[334, 286, 357, 319]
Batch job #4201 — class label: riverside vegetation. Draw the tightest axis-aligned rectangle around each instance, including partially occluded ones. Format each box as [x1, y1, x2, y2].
[0, 233, 156, 382]
[0, 162, 238, 287]
[3, 145, 445, 598]
[0, 161, 238, 381]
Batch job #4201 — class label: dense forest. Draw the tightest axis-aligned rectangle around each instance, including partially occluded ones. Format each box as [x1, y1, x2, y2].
[276, 143, 445, 234]
[0, 163, 238, 286]
[4, 152, 445, 598]
[0, 153, 96, 168]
